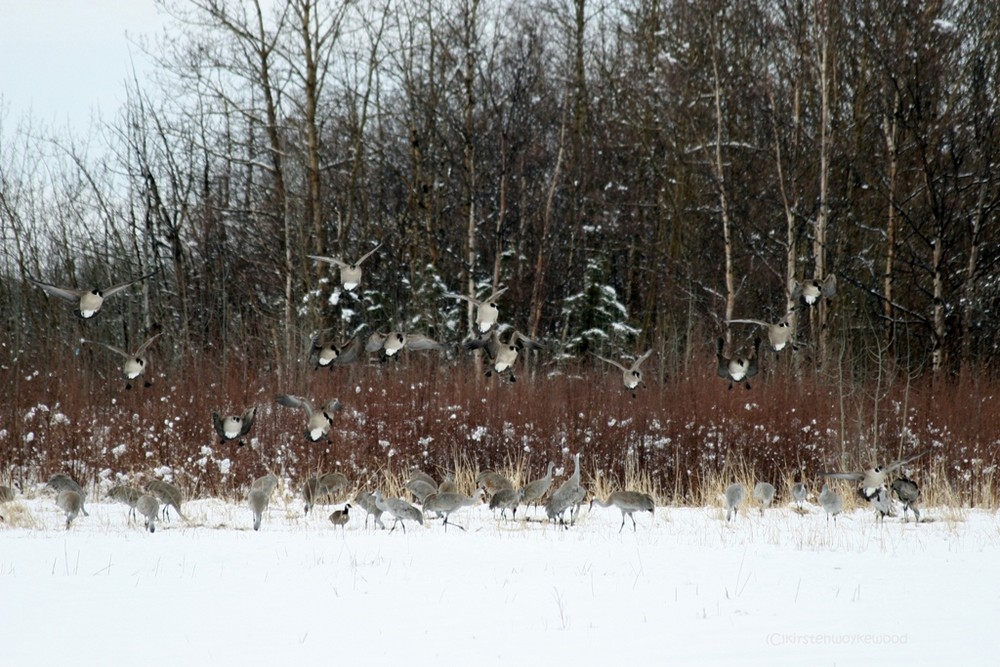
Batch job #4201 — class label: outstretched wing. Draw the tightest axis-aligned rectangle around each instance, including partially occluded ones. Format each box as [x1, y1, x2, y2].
[240, 407, 257, 436]
[275, 394, 315, 417]
[485, 285, 509, 303]
[727, 318, 770, 328]
[883, 448, 933, 475]
[27, 278, 83, 304]
[511, 331, 544, 352]
[631, 349, 654, 371]
[212, 411, 226, 438]
[443, 291, 478, 306]
[307, 254, 349, 270]
[406, 334, 445, 352]
[83, 339, 129, 359]
[133, 332, 163, 356]
[819, 471, 865, 482]
[334, 336, 362, 365]
[354, 243, 382, 266]
[365, 332, 388, 352]
[592, 353, 628, 373]
[465, 332, 499, 359]
[102, 270, 158, 299]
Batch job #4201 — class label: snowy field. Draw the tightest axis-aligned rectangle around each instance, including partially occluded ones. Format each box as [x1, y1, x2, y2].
[2, 494, 998, 666]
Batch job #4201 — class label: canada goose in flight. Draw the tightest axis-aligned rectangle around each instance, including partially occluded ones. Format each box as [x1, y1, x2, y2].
[752, 482, 776, 514]
[28, 270, 157, 319]
[352, 491, 385, 529]
[792, 274, 837, 307]
[444, 286, 509, 334]
[593, 349, 653, 396]
[310, 330, 363, 369]
[308, 243, 381, 291]
[819, 484, 843, 523]
[465, 329, 543, 382]
[590, 490, 655, 532]
[275, 395, 341, 442]
[725, 483, 746, 521]
[365, 332, 446, 362]
[83, 332, 163, 389]
[891, 477, 920, 522]
[716, 337, 761, 390]
[727, 316, 794, 352]
[212, 407, 257, 446]
[820, 449, 932, 500]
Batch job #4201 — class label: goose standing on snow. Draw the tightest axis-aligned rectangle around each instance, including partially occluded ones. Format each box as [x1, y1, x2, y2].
[275, 395, 342, 443]
[590, 490, 655, 532]
[28, 270, 157, 319]
[444, 286, 509, 334]
[716, 337, 761, 390]
[212, 406, 257, 447]
[83, 332, 163, 389]
[593, 349, 653, 397]
[308, 243, 381, 292]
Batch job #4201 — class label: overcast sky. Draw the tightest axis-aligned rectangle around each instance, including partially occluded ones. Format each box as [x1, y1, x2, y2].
[0, 0, 167, 134]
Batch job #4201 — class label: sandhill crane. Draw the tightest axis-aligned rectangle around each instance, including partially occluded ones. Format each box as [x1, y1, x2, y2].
[136, 494, 159, 533]
[108, 485, 142, 522]
[56, 490, 83, 529]
[476, 471, 514, 497]
[752, 482, 776, 514]
[819, 484, 843, 523]
[423, 489, 484, 531]
[891, 477, 921, 522]
[144, 480, 185, 521]
[250, 473, 279, 498]
[870, 486, 893, 522]
[404, 478, 438, 505]
[545, 453, 585, 527]
[520, 462, 556, 513]
[248, 489, 268, 531]
[303, 472, 349, 515]
[725, 483, 746, 521]
[46, 475, 89, 517]
[353, 491, 385, 529]
[590, 490, 655, 532]
[373, 490, 424, 533]
[791, 481, 808, 508]
[489, 487, 523, 520]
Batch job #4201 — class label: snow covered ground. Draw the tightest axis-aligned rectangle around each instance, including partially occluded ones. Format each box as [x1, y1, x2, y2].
[2, 493, 998, 666]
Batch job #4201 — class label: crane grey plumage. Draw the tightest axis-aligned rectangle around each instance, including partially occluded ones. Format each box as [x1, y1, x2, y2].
[819, 484, 843, 523]
[593, 349, 653, 396]
[752, 482, 776, 514]
[870, 486, 893, 522]
[307, 243, 381, 291]
[891, 477, 921, 522]
[590, 490, 655, 532]
[275, 394, 341, 443]
[791, 481, 808, 508]
[212, 406, 257, 446]
[136, 494, 160, 533]
[489, 487, 523, 520]
[302, 472, 349, 515]
[520, 462, 556, 512]
[144, 480, 185, 521]
[352, 491, 385, 529]
[476, 471, 514, 496]
[716, 337, 761, 390]
[545, 453, 585, 526]
[28, 270, 157, 319]
[108, 485, 142, 522]
[373, 490, 424, 533]
[83, 332, 163, 389]
[250, 473, 279, 498]
[423, 489, 484, 531]
[56, 490, 83, 529]
[404, 478, 438, 505]
[725, 483, 746, 521]
[46, 474, 89, 516]
[248, 488, 269, 531]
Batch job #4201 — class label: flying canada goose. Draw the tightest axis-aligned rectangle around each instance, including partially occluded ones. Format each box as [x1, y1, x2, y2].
[590, 491, 655, 532]
[820, 449, 932, 500]
[792, 274, 837, 307]
[716, 337, 761, 390]
[372, 490, 424, 533]
[818, 484, 843, 523]
[725, 483, 746, 521]
[83, 332, 163, 389]
[727, 315, 795, 352]
[27, 270, 157, 319]
[329, 504, 351, 528]
[46, 474, 89, 517]
[464, 328, 543, 382]
[444, 286, 509, 334]
[545, 453, 585, 527]
[752, 482, 776, 514]
[136, 494, 160, 533]
[489, 487, 524, 520]
[365, 332, 446, 362]
[108, 485, 143, 522]
[212, 407, 257, 447]
[275, 395, 342, 442]
[593, 349, 653, 396]
[520, 462, 556, 512]
[423, 489, 485, 531]
[310, 330, 364, 369]
[56, 490, 83, 529]
[143, 480, 185, 521]
[307, 243, 381, 291]
[891, 477, 921, 522]
[302, 472, 350, 515]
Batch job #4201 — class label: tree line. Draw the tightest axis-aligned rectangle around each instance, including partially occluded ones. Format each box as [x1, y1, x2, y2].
[2, 0, 998, 384]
